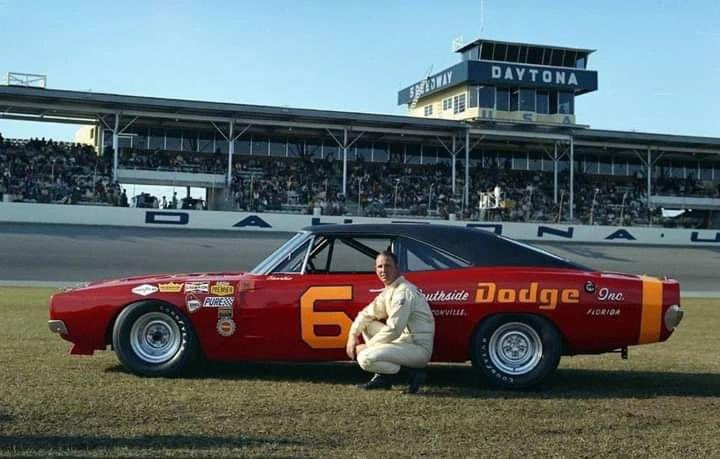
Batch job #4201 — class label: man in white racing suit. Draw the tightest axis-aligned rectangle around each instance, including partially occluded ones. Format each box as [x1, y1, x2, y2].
[346, 250, 435, 393]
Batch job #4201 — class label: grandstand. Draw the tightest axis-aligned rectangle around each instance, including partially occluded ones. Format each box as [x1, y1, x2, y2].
[1, 38, 719, 229]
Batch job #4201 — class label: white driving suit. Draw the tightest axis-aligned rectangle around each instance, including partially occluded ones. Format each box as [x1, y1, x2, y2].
[349, 276, 435, 375]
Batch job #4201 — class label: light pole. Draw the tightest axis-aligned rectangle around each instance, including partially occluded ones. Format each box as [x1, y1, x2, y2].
[428, 182, 435, 215]
[590, 188, 599, 225]
[357, 176, 365, 216]
[393, 178, 400, 216]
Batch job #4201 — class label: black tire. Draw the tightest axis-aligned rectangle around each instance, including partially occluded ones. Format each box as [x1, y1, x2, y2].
[471, 314, 562, 390]
[112, 301, 198, 377]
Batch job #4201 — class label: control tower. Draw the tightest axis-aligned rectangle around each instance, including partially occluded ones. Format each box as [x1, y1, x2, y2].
[397, 38, 598, 126]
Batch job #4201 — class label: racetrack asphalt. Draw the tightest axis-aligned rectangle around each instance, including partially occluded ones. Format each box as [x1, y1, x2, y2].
[1, 222, 718, 297]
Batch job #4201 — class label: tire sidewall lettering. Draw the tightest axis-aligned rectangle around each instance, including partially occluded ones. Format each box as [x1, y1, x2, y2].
[471, 314, 560, 389]
[113, 301, 198, 376]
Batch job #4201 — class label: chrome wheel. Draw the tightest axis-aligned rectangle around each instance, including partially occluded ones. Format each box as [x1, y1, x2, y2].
[129, 312, 182, 364]
[488, 322, 543, 375]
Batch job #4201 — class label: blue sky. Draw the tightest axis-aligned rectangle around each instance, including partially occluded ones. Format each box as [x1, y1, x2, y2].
[1, 0, 718, 140]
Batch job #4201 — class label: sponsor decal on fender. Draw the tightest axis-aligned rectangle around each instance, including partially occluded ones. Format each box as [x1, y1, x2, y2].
[158, 282, 183, 293]
[186, 293, 201, 313]
[203, 297, 234, 308]
[597, 288, 624, 302]
[218, 307, 233, 320]
[210, 282, 235, 296]
[132, 284, 158, 296]
[236, 279, 256, 293]
[474, 282, 580, 310]
[421, 289, 470, 302]
[216, 318, 236, 337]
[185, 282, 209, 293]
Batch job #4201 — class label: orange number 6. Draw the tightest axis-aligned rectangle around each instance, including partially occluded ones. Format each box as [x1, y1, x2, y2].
[300, 286, 353, 349]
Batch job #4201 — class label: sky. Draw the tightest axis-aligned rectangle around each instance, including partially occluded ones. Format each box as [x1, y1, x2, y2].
[0, 0, 719, 141]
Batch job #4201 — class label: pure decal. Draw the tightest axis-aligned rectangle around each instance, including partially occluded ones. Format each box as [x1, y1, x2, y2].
[203, 297, 234, 308]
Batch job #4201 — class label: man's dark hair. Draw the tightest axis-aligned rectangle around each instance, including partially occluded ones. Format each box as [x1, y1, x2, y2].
[377, 250, 398, 265]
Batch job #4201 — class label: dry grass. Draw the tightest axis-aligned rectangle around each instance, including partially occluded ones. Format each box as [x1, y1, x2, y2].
[1, 287, 718, 457]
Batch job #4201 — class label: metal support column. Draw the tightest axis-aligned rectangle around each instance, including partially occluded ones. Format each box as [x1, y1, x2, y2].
[553, 142, 558, 203]
[464, 128, 470, 209]
[112, 113, 119, 183]
[342, 128, 348, 196]
[325, 128, 364, 198]
[569, 137, 574, 222]
[227, 121, 234, 185]
[451, 136, 457, 195]
[212, 120, 252, 188]
[647, 147, 652, 225]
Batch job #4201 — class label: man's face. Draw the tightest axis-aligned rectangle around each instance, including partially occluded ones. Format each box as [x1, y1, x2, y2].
[375, 254, 399, 286]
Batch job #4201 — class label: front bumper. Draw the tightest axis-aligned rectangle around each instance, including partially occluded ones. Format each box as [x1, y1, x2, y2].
[48, 320, 68, 335]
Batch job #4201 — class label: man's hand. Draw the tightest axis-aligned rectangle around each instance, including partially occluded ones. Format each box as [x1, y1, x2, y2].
[346, 336, 359, 360]
[355, 343, 366, 355]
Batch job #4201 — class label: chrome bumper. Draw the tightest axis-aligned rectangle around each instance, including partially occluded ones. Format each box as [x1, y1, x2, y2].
[48, 320, 68, 335]
[664, 305, 684, 331]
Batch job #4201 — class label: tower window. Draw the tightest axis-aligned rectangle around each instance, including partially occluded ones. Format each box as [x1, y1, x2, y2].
[453, 94, 466, 114]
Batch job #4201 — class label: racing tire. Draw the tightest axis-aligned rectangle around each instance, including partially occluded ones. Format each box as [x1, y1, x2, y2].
[471, 314, 561, 390]
[112, 301, 199, 377]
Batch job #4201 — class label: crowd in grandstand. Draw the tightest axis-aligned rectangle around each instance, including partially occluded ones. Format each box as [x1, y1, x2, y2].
[0, 134, 126, 206]
[226, 153, 660, 226]
[1, 134, 716, 228]
[122, 149, 225, 175]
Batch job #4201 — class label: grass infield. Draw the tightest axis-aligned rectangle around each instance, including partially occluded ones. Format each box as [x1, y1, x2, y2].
[0, 287, 718, 457]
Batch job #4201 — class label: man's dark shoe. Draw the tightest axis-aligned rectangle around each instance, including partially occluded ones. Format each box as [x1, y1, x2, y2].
[405, 369, 427, 394]
[358, 373, 392, 390]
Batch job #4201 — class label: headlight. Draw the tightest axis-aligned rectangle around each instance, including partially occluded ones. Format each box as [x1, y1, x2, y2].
[63, 282, 89, 292]
[664, 304, 684, 331]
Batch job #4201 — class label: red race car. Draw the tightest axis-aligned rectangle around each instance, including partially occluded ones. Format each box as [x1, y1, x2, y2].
[48, 224, 684, 389]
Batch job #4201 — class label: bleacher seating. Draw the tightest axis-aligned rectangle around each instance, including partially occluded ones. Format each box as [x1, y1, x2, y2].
[1, 134, 717, 228]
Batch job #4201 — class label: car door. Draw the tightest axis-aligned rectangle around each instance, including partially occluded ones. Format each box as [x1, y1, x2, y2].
[395, 236, 477, 362]
[233, 234, 393, 362]
[287, 234, 395, 361]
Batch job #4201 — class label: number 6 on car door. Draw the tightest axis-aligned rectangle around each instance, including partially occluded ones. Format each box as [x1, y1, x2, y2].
[300, 286, 353, 349]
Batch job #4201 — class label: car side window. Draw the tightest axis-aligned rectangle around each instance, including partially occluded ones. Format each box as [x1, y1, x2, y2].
[305, 236, 394, 274]
[270, 239, 311, 273]
[400, 237, 470, 272]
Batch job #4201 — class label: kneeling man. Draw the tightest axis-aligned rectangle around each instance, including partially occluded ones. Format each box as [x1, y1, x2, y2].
[346, 250, 435, 393]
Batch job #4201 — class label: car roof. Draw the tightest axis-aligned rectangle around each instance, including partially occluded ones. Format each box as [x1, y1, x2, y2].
[301, 223, 590, 270]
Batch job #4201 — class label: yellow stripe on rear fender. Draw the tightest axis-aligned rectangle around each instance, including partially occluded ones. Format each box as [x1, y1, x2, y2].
[639, 276, 663, 344]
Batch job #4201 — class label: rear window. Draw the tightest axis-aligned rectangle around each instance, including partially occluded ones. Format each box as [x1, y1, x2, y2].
[400, 237, 470, 272]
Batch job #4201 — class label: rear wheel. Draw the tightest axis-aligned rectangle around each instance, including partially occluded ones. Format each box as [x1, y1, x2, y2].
[112, 301, 198, 376]
[471, 314, 561, 390]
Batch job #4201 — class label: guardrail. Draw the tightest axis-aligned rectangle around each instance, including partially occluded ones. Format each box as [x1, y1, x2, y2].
[1, 202, 719, 246]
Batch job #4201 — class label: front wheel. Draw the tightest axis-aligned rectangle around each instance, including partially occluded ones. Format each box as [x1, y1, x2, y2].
[471, 314, 561, 390]
[112, 301, 199, 376]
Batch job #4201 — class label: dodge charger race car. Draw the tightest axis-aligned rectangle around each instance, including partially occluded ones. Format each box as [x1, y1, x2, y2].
[48, 224, 684, 389]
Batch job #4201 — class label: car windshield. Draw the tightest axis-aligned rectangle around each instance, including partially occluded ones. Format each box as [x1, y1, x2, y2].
[249, 232, 312, 275]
